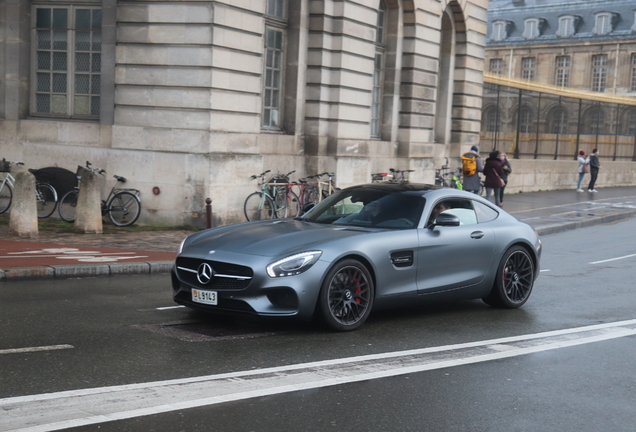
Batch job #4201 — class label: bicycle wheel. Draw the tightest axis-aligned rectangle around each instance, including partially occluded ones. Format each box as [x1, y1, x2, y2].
[244, 192, 275, 221]
[108, 191, 141, 227]
[286, 190, 300, 218]
[0, 182, 12, 214]
[58, 189, 79, 222]
[36, 183, 58, 218]
[273, 187, 299, 218]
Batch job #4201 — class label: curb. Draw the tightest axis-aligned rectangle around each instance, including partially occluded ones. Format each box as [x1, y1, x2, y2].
[533, 209, 636, 236]
[0, 260, 174, 282]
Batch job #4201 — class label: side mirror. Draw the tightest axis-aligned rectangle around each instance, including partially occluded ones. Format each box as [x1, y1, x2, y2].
[433, 213, 460, 227]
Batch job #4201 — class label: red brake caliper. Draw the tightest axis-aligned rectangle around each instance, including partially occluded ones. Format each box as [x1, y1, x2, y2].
[353, 278, 362, 304]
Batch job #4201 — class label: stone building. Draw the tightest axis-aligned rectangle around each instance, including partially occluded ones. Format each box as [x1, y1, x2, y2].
[484, 0, 636, 141]
[0, 0, 488, 226]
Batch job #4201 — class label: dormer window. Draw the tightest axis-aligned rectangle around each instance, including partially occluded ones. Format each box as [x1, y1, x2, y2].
[557, 15, 579, 37]
[492, 20, 510, 41]
[523, 18, 544, 39]
[593, 12, 616, 35]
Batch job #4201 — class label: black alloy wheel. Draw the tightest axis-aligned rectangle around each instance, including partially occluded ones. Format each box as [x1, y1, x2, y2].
[484, 245, 535, 308]
[319, 259, 374, 331]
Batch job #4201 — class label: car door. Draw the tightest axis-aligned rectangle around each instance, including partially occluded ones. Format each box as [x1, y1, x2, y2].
[416, 201, 496, 293]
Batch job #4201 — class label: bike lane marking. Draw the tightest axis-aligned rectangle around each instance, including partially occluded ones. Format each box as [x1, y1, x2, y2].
[2, 319, 636, 432]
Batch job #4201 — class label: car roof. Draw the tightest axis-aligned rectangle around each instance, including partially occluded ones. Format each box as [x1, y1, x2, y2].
[344, 183, 442, 193]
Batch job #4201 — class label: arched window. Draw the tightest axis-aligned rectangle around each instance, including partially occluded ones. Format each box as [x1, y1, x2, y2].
[371, 1, 386, 138]
[585, 108, 605, 134]
[484, 107, 500, 132]
[550, 108, 568, 134]
[519, 107, 532, 133]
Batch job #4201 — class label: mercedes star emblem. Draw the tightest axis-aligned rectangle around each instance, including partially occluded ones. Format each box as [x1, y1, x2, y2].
[197, 263, 214, 284]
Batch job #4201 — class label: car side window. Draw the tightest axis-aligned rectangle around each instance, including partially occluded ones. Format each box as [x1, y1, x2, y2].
[429, 198, 478, 226]
[473, 201, 499, 223]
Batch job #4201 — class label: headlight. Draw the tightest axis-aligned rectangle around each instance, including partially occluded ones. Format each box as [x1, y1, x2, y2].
[177, 238, 186, 255]
[267, 251, 322, 278]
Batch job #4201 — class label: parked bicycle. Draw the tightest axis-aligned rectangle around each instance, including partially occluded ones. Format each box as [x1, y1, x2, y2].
[244, 170, 282, 221]
[58, 161, 141, 227]
[0, 159, 59, 218]
[388, 168, 414, 182]
[315, 172, 337, 200]
[436, 159, 484, 195]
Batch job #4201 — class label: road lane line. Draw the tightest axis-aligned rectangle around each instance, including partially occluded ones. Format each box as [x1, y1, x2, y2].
[156, 306, 185, 310]
[0, 345, 74, 355]
[2, 319, 636, 432]
[589, 253, 636, 264]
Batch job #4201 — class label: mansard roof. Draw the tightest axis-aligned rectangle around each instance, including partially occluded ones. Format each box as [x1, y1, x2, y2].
[487, 0, 636, 46]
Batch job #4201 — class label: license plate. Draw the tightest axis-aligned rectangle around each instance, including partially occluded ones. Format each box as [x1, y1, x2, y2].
[192, 289, 217, 305]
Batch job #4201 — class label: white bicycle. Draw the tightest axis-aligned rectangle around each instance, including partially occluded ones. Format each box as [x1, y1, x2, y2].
[0, 159, 58, 218]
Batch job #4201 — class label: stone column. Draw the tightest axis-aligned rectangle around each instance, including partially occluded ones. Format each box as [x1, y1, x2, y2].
[74, 172, 103, 234]
[9, 171, 38, 238]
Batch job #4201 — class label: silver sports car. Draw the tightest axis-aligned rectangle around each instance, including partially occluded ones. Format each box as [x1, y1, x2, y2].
[172, 183, 541, 331]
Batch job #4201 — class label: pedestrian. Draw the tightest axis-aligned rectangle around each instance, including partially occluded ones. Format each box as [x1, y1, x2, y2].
[576, 150, 590, 192]
[498, 152, 512, 206]
[588, 148, 601, 192]
[483, 150, 505, 207]
[461, 145, 483, 194]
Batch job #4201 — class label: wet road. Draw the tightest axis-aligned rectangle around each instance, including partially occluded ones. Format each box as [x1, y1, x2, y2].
[1, 217, 636, 431]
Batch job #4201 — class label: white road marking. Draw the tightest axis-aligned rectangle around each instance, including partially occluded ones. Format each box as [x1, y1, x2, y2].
[507, 195, 636, 215]
[540, 269, 550, 272]
[2, 319, 636, 432]
[156, 305, 185, 310]
[590, 253, 636, 264]
[0, 345, 73, 355]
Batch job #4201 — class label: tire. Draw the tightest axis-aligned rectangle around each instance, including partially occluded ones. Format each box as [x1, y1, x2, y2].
[483, 245, 535, 308]
[318, 259, 374, 331]
[58, 189, 79, 223]
[108, 191, 141, 227]
[286, 190, 301, 218]
[273, 187, 293, 218]
[307, 188, 321, 205]
[36, 183, 58, 218]
[0, 183, 12, 214]
[244, 192, 275, 221]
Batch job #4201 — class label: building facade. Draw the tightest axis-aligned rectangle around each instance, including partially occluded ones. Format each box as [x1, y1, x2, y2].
[0, 0, 488, 226]
[484, 0, 636, 150]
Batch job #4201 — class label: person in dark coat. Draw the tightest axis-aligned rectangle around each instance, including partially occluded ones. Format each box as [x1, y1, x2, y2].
[498, 152, 512, 207]
[483, 150, 505, 207]
[587, 148, 601, 192]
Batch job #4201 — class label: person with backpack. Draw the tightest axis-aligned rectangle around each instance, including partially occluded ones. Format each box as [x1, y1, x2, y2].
[587, 148, 601, 192]
[461, 145, 483, 194]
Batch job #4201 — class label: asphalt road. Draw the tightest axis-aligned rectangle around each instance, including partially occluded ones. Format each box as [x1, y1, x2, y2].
[1, 217, 636, 431]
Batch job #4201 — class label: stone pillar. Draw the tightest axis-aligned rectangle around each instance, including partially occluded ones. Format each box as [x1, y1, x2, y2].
[9, 171, 38, 238]
[74, 172, 103, 234]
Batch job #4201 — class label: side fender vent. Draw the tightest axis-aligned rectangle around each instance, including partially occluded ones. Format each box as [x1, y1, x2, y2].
[391, 251, 413, 268]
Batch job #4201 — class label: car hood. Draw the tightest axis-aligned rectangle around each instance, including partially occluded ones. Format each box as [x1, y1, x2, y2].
[183, 219, 372, 257]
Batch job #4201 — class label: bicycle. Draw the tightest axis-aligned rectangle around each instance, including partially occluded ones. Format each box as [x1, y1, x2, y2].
[315, 172, 337, 200]
[388, 168, 414, 182]
[244, 170, 284, 221]
[58, 161, 141, 227]
[288, 175, 321, 214]
[269, 170, 300, 218]
[0, 159, 59, 218]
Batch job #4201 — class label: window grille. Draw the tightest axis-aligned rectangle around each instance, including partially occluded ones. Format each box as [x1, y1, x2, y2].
[555, 56, 570, 87]
[522, 57, 535, 81]
[592, 55, 607, 92]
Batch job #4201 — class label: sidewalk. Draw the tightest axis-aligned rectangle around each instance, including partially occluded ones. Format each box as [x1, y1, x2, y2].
[2, 186, 636, 281]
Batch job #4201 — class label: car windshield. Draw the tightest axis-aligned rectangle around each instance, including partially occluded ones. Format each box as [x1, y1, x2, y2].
[302, 188, 425, 229]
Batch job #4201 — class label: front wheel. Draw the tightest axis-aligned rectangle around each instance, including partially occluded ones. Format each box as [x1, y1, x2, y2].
[58, 189, 79, 222]
[0, 183, 12, 214]
[244, 192, 275, 221]
[318, 259, 374, 331]
[483, 245, 535, 308]
[107, 191, 141, 227]
[36, 183, 58, 218]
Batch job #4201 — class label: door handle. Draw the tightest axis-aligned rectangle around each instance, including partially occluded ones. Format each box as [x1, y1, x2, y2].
[470, 231, 485, 239]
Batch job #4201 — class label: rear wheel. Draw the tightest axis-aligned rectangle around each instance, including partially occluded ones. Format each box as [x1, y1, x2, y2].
[36, 183, 58, 218]
[0, 183, 12, 214]
[108, 191, 141, 227]
[244, 192, 274, 221]
[319, 259, 374, 331]
[58, 189, 79, 222]
[483, 245, 535, 308]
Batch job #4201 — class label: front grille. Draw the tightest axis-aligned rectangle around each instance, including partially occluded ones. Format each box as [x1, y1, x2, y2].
[176, 257, 253, 290]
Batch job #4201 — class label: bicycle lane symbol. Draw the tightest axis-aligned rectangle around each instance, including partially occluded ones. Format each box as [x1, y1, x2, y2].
[2, 248, 150, 263]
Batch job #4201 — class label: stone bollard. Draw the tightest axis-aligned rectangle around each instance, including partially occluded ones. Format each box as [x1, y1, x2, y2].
[9, 171, 38, 238]
[74, 171, 103, 234]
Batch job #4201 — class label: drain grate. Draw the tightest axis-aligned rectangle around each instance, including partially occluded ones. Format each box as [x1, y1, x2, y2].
[132, 320, 281, 342]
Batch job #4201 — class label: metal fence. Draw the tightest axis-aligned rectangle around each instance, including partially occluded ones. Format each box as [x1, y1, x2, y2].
[480, 74, 636, 161]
